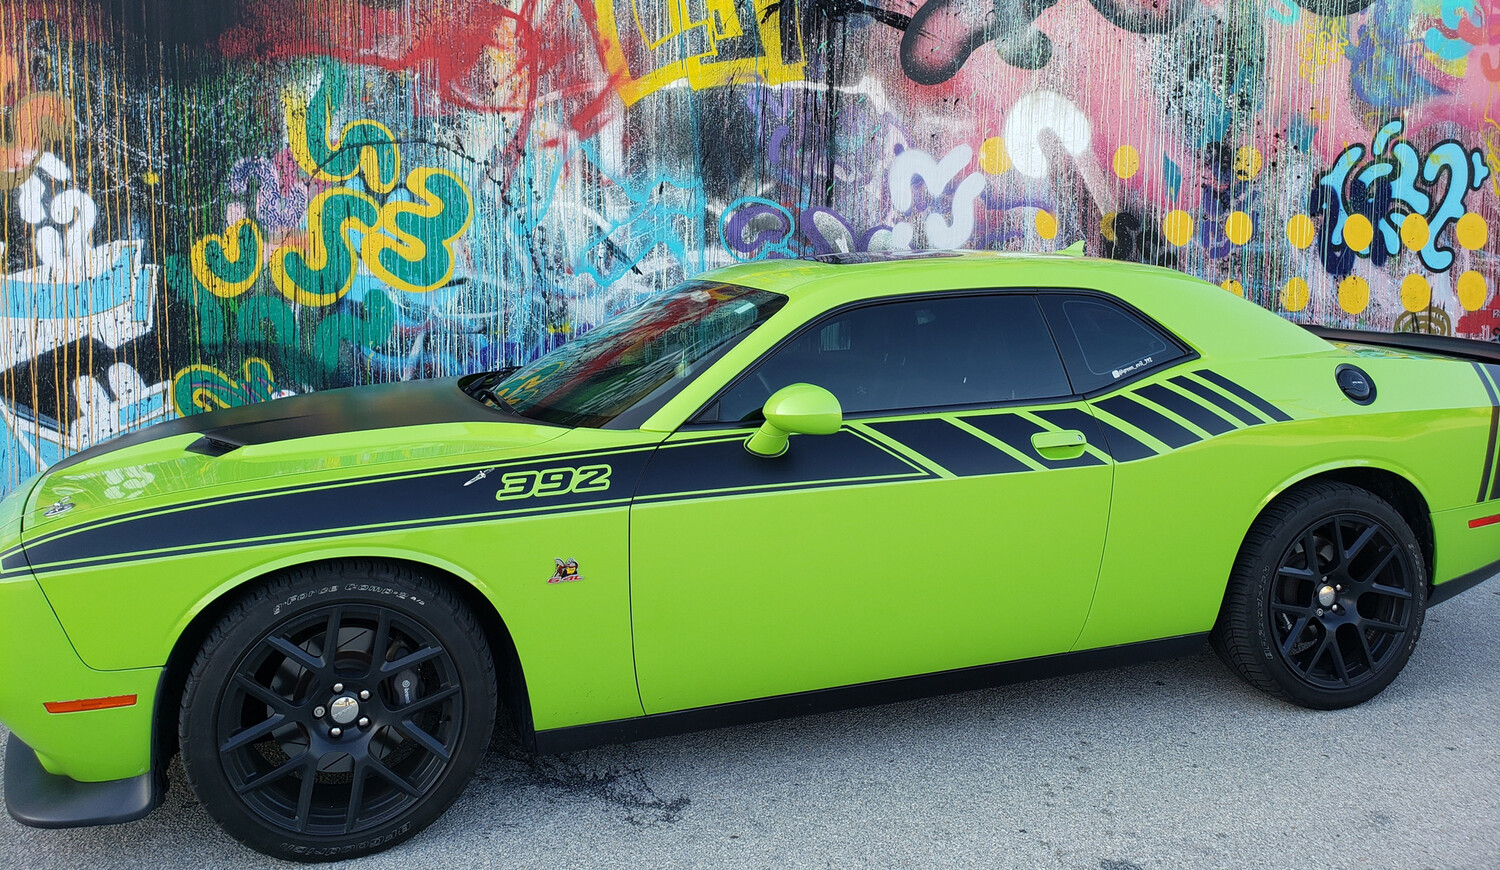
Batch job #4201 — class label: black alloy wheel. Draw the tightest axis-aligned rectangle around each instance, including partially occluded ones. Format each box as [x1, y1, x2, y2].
[181, 562, 496, 861]
[1213, 481, 1427, 709]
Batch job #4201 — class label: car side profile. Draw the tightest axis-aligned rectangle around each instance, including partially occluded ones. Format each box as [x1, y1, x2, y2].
[2, 250, 1497, 860]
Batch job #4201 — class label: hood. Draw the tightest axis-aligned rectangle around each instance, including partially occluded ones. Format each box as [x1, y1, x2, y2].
[27, 377, 568, 529]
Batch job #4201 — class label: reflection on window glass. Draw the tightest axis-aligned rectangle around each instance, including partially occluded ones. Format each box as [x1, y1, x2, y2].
[1060, 299, 1173, 376]
[490, 282, 786, 427]
[713, 295, 1071, 422]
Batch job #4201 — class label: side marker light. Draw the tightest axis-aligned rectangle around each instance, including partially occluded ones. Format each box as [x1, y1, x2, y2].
[1468, 514, 1500, 529]
[43, 695, 138, 714]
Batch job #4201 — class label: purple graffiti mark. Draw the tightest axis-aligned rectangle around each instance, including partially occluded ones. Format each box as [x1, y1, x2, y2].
[1196, 141, 1262, 260]
[1346, 0, 1447, 110]
[1313, 119, 1490, 274]
[228, 156, 310, 233]
[721, 198, 798, 260]
[900, 0, 1193, 83]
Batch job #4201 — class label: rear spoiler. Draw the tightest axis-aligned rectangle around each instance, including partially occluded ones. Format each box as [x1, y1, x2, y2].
[1302, 325, 1500, 365]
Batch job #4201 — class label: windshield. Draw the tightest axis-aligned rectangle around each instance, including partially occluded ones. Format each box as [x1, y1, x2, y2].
[481, 281, 788, 427]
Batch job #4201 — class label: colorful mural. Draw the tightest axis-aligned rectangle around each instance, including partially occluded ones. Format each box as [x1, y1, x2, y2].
[0, 0, 1496, 495]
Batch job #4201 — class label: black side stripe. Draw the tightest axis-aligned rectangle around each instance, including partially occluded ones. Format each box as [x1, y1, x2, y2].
[1169, 375, 1262, 426]
[961, 413, 1105, 469]
[1134, 384, 1235, 436]
[1194, 370, 1292, 422]
[864, 419, 1031, 476]
[1095, 396, 1200, 449]
[1477, 363, 1500, 503]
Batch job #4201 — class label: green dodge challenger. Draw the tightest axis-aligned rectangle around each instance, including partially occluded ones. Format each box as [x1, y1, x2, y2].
[3, 251, 1498, 859]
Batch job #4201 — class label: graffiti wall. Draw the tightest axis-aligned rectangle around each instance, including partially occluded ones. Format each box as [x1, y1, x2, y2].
[0, 0, 1496, 494]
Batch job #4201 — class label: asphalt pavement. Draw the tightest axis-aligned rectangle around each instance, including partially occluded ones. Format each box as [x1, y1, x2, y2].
[3, 581, 1498, 870]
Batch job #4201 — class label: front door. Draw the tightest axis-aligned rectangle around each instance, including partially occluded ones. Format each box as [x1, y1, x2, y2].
[628, 292, 1116, 714]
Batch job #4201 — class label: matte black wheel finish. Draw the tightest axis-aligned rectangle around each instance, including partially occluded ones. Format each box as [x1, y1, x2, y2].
[1213, 482, 1427, 709]
[180, 562, 495, 862]
[1267, 512, 1416, 689]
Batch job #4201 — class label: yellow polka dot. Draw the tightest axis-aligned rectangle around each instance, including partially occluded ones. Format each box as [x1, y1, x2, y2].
[1283, 277, 1310, 311]
[1163, 210, 1194, 247]
[1400, 274, 1431, 312]
[1343, 214, 1374, 252]
[1338, 275, 1370, 314]
[1035, 210, 1058, 240]
[1221, 279, 1244, 297]
[1101, 212, 1118, 242]
[1112, 145, 1140, 180]
[979, 137, 1011, 175]
[1234, 146, 1263, 180]
[1225, 211, 1253, 245]
[1457, 270, 1489, 311]
[1286, 214, 1316, 250]
[1457, 213, 1489, 250]
[1399, 214, 1430, 251]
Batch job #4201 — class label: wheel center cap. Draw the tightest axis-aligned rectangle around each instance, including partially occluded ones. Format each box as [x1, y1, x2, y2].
[1317, 585, 1337, 608]
[329, 695, 361, 724]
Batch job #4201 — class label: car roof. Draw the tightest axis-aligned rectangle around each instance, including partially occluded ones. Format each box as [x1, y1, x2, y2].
[702, 250, 1331, 361]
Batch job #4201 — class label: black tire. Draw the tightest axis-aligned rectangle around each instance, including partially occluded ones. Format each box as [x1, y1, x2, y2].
[1212, 481, 1427, 709]
[179, 560, 496, 861]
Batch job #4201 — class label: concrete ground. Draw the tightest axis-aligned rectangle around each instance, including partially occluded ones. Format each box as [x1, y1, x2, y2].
[3, 581, 1497, 870]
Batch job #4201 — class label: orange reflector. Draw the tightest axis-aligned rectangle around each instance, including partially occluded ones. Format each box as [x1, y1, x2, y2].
[1469, 514, 1500, 529]
[43, 695, 138, 714]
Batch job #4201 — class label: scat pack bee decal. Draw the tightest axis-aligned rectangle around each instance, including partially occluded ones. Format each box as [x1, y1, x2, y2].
[547, 558, 582, 584]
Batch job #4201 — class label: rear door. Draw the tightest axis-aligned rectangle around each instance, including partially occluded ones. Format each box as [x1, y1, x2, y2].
[628, 292, 1117, 714]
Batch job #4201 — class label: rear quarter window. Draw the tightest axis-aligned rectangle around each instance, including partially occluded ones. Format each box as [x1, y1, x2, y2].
[1041, 295, 1188, 394]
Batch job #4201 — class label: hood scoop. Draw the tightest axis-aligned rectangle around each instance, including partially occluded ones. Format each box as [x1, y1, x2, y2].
[185, 433, 245, 457]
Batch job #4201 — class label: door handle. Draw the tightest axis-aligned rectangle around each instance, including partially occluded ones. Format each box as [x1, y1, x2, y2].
[1031, 429, 1087, 461]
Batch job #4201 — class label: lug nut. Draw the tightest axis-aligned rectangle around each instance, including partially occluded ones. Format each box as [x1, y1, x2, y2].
[332, 682, 344, 693]
[1332, 604, 1341, 613]
[330, 727, 342, 738]
[359, 690, 370, 701]
[358, 717, 370, 728]
[1335, 585, 1343, 592]
[1316, 608, 1325, 616]
[313, 706, 326, 718]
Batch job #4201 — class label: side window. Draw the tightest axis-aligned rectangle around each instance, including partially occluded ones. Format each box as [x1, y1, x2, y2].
[1040, 295, 1186, 394]
[705, 294, 1072, 423]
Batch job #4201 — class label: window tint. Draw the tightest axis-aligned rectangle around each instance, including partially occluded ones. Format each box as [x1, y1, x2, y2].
[1041, 295, 1185, 394]
[708, 294, 1071, 423]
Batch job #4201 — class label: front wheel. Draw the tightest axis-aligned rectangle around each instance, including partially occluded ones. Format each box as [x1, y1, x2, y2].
[1212, 482, 1427, 709]
[179, 561, 496, 861]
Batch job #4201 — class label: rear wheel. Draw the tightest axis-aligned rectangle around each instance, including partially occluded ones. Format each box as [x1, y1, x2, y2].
[179, 561, 495, 861]
[1212, 482, 1426, 709]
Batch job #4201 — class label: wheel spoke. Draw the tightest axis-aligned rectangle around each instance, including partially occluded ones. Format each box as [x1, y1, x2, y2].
[1301, 530, 1322, 573]
[1331, 521, 1348, 564]
[397, 683, 459, 715]
[1279, 616, 1311, 656]
[220, 713, 288, 755]
[232, 673, 296, 715]
[235, 751, 309, 795]
[395, 719, 453, 762]
[324, 607, 346, 659]
[294, 756, 318, 833]
[1328, 635, 1350, 682]
[1277, 564, 1315, 580]
[367, 756, 421, 798]
[1272, 601, 1314, 616]
[1342, 524, 1378, 562]
[1355, 549, 1397, 585]
[1368, 582, 1413, 601]
[266, 635, 326, 676]
[1356, 625, 1377, 667]
[380, 645, 444, 676]
[344, 760, 369, 834]
[1359, 616, 1406, 635]
[369, 610, 392, 676]
[1306, 629, 1335, 675]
